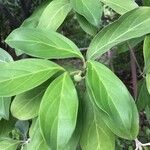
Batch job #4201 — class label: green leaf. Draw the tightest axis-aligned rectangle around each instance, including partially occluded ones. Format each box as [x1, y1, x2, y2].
[21, 2, 50, 28]
[0, 97, 11, 120]
[137, 79, 150, 111]
[5, 28, 83, 60]
[27, 119, 49, 150]
[39, 73, 78, 149]
[0, 118, 16, 137]
[144, 35, 150, 73]
[76, 14, 98, 36]
[86, 60, 139, 140]
[87, 7, 150, 60]
[70, 0, 102, 27]
[100, 0, 138, 14]
[0, 139, 20, 150]
[80, 93, 115, 150]
[143, 0, 150, 6]
[0, 48, 13, 63]
[38, 0, 71, 31]
[0, 58, 63, 97]
[146, 74, 150, 94]
[10, 80, 50, 120]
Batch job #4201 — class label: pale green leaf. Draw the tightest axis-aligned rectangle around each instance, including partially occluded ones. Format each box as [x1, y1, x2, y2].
[86, 60, 139, 140]
[100, 0, 138, 14]
[38, 0, 71, 31]
[76, 14, 98, 36]
[0, 139, 20, 150]
[80, 93, 115, 150]
[0, 48, 13, 63]
[39, 73, 78, 149]
[87, 7, 150, 60]
[5, 28, 83, 60]
[0, 97, 11, 120]
[0, 59, 63, 97]
[70, 0, 102, 27]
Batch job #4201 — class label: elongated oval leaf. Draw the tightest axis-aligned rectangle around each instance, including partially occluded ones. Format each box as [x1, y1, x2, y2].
[80, 93, 115, 150]
[0, 59, 63, 97]
[70, 0, 102, 27]
[39, 73, 78, 149]
[86, 60, 139, 140]
[5, 28, 83, 60]
[87, 7, 150, 60]
[0, 97, 11, 120]
[0, 139, 20, 150]
[100, 0, 138, 14]
[38, 0, 71, 31]
[0, 48, 13, 63]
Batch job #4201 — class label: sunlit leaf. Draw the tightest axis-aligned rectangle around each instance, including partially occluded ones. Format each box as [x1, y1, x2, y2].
[87, 7, 150, 60]
[86, 60, 139, 140]
[0, 59, 63, 96]
[39, 73, 78, 149]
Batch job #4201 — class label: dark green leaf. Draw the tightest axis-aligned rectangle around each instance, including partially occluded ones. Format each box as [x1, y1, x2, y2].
[5, 28, 84, 60]
[86, 60, 139, 140]
[39, 73, 78, 149]
[137, 79, 150, 111]
[0, 59, 63, 97]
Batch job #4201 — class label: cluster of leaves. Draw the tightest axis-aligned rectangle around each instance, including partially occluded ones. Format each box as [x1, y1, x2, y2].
[1, 0, 150, 150]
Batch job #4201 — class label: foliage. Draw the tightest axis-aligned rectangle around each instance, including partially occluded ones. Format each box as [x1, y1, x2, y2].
[0, 0, 150, 150]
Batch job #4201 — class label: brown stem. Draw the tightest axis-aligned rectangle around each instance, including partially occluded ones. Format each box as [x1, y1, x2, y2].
[128, 43, 138, 99]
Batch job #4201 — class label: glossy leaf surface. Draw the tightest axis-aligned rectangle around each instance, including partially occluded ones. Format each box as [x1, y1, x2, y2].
[0, 59, 63, 96]
[5, 28, 83, 60]
[39, 73, 78, 149]
[86, 61, 139, 140]
[38, 0, 71, 31]
[87, 7, 150, 60]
